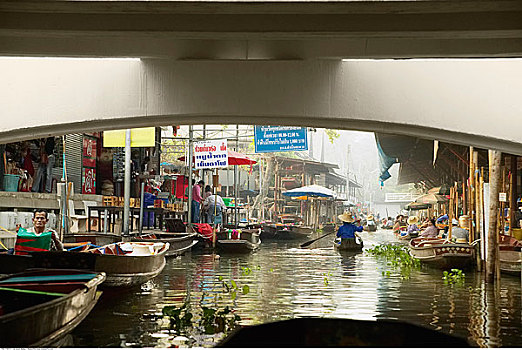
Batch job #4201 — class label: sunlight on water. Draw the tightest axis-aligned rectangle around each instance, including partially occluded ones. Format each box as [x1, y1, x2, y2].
[71, 229, 522, 347]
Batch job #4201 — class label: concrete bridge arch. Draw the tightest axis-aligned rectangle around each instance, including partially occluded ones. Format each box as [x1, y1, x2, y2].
[2, 57, 522, 154]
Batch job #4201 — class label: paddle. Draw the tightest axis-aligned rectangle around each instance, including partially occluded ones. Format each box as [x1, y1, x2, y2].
[300, 231, 335, 248]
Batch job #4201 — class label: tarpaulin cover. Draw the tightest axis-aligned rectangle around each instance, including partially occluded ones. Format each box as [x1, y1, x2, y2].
[376, 137, 398, 184]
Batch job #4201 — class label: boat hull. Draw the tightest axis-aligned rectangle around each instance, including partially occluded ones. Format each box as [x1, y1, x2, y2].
[499, 249, 521, 275]
[261, 224, 312, 240]
[0, 269, 105, 347]
[499, 234, 522, 276]
[216, 229, 261, 253]
[217, 318, 472, 347]
[333, 238, 363, 252]
[129, 233, 198, 257]
[1, 243, 169, 288]
[409, 237, 475, 270]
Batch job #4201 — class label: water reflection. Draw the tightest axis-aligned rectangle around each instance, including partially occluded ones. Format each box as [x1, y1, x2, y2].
[71, 230, 522, 347]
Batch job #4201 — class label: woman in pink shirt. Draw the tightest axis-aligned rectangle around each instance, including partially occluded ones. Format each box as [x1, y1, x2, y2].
[420, 218, 439, 238]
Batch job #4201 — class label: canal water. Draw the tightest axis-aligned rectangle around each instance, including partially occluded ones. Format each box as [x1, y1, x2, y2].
[71, 230, 522, 347]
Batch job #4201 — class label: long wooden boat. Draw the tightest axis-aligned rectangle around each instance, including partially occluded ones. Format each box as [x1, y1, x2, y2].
[64, 233, 121, 247]
[408, 237, 475, 270]
[333, 237, 363, 252]
[129, 232, 199, 257]
[0, 269, 105, 347]
[260, 223, 312, 240]
[0, 242, 169, 288]
[499, 234, 522, 276]
[216, 229, 261, 253]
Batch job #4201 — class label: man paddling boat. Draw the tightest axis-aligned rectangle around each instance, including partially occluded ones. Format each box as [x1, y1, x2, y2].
[334, 212, 364, 250]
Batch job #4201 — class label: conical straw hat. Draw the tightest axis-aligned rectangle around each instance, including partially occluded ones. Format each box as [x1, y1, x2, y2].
[338, 212, 355, 223]
[407, 216, 419, 225]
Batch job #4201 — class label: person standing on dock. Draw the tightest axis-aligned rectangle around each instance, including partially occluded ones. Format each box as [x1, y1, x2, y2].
[191, 180, 204, 223]
[14, 210, 63, 255]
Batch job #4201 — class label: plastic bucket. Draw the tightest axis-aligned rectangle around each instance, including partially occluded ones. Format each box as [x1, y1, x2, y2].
[3, 174, 20, 192]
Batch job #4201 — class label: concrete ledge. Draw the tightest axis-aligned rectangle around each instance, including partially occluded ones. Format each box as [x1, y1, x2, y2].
[0, 191, 102, 211]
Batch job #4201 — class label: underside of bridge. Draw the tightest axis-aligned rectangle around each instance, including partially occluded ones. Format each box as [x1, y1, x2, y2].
[2, 1, 522, 59]
[1, 1, 522, 153]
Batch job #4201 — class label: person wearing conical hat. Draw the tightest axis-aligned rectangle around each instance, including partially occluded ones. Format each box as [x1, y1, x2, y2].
[336, 212, 363, 240]
[406, 216, 420, 237]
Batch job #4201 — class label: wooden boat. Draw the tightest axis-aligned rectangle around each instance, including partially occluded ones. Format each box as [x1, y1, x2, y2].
[0, 242, 169, 288]
[408, 237, 475, 270]
[499, 234, 522, 276]
[260, 223, 312, 240]
[333, 237, 363, 252]
[64, 233, 121, 247]
[0, 269, 105, 347]
[217, 317, 472, 347]
[216, 228, 261, 253]
[129, 232, 199, 257]
[364, 224, 377, 232]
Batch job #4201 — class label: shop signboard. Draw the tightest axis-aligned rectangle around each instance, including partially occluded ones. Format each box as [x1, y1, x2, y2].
[82, 135, 97, 194]
[103, 127, 155, 147]
[254, 126, 308, 153]
[82, 136, 97, 168]
[82, 167, 96, 194]
[193, 139, 228, 169]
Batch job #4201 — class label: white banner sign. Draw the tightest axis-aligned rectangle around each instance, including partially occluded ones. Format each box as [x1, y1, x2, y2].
[194, 139, 228, 169]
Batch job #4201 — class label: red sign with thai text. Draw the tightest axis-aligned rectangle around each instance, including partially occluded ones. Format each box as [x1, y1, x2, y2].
[82, 137, 97, 168]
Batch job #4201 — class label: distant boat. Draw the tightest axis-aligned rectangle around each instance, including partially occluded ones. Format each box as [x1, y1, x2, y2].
[408, 237, 475, 269]
[216, 228, 261, 253]
[364, 224, 377, 232]
[129, 232, 198, 257]
[260, 223, 312, 240]
[0, 269, 105, 347]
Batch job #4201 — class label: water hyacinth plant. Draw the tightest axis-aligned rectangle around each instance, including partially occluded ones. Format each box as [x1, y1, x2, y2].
[442, 269, 465, 285]
[366, 244, 421, 279]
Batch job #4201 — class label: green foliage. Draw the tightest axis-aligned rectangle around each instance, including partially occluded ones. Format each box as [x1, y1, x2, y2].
[442, 269, 465, 285]
[322, 272, 333, 286]
[367, 244, 421, 279]
[162, 302, 193, 330]
[219, 276, 250, 301]
[162, 293, 242, 337]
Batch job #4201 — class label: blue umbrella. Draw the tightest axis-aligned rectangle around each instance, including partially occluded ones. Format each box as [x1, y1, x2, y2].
[282, 184, 336, 198]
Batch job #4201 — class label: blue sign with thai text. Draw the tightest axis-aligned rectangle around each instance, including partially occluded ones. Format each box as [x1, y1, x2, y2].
[254, 126, 308, 153]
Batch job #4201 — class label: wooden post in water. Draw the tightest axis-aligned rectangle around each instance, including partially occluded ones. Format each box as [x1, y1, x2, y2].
[486, 150, 502, 283]
[469, 147, 475, 243]
[509, 155, 517, 236]
[463, 177, 467, 217]
[448, 187, 454, 240]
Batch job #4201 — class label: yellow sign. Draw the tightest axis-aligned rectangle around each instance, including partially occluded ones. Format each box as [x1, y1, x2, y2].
[103, 127, 156, 147]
